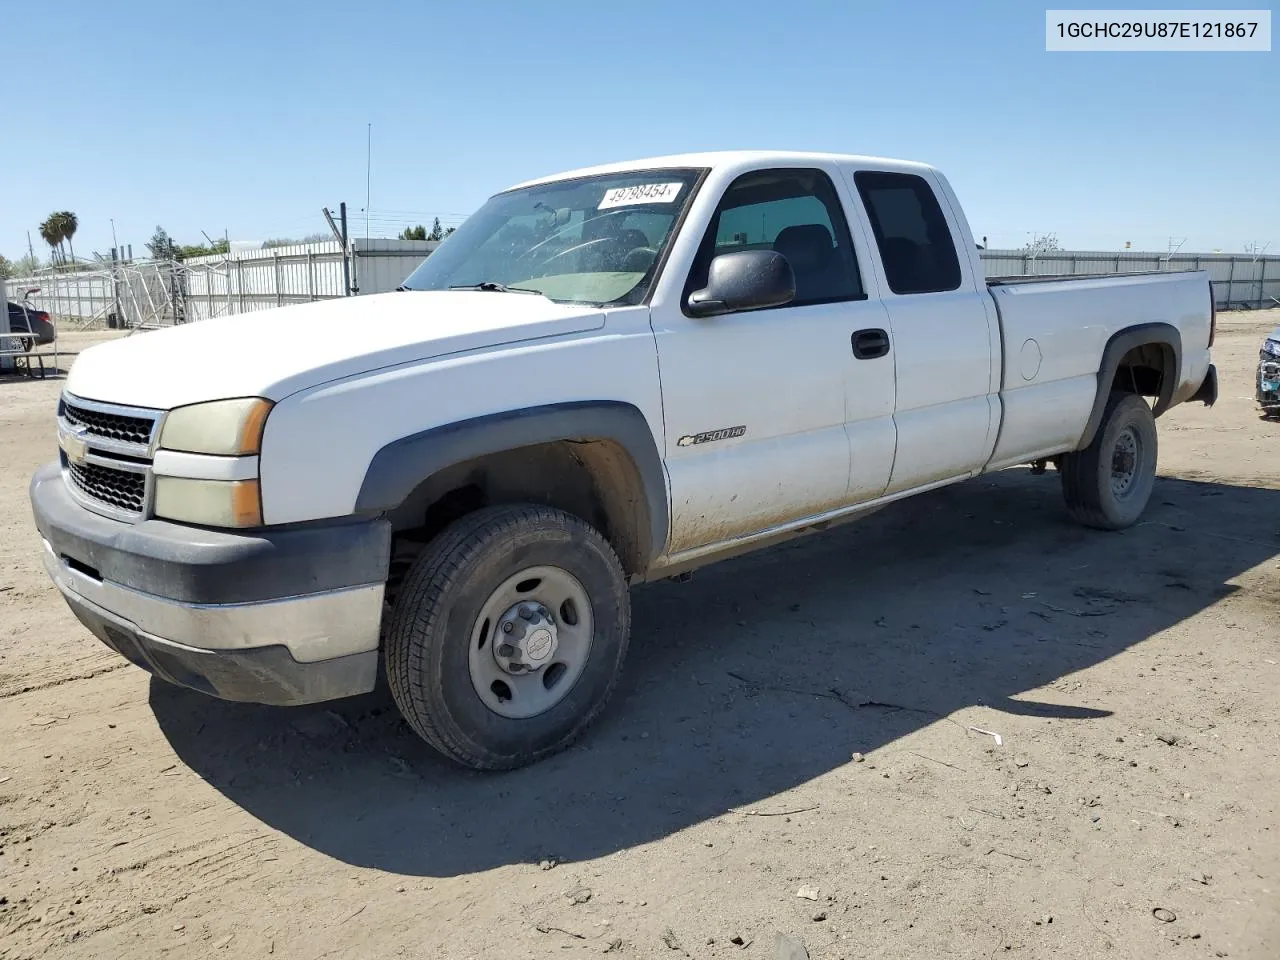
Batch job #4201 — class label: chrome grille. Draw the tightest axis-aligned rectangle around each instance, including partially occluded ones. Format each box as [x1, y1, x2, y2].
[62, 400, 156, 447]
[58, 392, 162, 522]
[67, 460, 147, 514]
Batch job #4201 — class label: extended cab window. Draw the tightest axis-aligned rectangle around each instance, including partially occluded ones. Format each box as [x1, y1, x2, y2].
[685, 168, 864, 310]
[854, 171, 962, 295]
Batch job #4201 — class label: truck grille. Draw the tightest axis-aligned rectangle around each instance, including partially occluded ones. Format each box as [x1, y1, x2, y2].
[58, 393, 162, 522]
[67, 460, 148, 514]
[62, 400, 156, 447]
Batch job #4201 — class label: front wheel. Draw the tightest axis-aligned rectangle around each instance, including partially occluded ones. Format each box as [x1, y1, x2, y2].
[1060, 392, 1158, 530]
[385, 504, 631, 770]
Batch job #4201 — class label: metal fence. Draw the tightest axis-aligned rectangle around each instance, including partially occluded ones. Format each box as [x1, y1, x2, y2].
[980, 249, 1279, 309]
[4, 238, 438, 329]
[5, 243, 1277, 330]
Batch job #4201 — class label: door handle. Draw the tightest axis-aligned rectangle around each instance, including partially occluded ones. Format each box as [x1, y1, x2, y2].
[851, 328, 891, 360]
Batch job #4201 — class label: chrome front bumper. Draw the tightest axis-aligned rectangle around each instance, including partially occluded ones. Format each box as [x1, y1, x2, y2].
[40, 538, 384, 662]
[30, 460, 391, 705]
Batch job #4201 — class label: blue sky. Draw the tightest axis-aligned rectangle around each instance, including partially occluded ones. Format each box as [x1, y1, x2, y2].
[3, 0, 1275, 261]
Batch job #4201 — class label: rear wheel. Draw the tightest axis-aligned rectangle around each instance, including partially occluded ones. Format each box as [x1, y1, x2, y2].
[385, 504, 631, 770]
[1060, 392, 1158, 530]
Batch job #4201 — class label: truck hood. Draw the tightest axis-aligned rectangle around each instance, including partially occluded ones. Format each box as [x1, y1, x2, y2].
[65, 291, 606, 409]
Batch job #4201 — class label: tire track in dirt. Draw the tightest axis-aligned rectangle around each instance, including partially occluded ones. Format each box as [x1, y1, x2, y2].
[0, 653, 129, 700]
[1, 829, 277, 958]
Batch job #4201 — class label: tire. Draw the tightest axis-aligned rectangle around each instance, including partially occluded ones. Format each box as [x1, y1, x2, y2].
[385, 504, 631, 771]
[1060, 392, 1158, 530]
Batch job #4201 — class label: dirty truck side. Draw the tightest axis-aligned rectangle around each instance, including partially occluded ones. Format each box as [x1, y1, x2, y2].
[29, 150, 1218, 770]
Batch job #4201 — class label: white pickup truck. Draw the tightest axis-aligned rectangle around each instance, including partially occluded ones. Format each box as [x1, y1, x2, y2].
[30, 151, 1218, 770]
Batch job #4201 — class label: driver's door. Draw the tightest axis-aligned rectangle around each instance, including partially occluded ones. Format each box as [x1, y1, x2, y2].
[650, 166, 897, 556]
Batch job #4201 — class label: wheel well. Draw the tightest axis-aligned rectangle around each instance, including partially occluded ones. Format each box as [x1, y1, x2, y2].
[386, 439, 653, 582]
[1113, 342, 1175, 409]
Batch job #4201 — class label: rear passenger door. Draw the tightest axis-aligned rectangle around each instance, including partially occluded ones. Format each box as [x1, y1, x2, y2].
[845, 168, 999, 494]
[652, 166, 897, 555]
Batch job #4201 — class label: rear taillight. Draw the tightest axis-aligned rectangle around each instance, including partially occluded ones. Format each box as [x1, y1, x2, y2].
[1208, 283, 1216, 347]
[36, 311, 50, 322]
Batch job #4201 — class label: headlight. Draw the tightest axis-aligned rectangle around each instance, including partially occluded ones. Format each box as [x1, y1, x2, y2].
[1263, 339, 1280, 358]
[154, 477, 262, 528]
[159, 398, 272, 455]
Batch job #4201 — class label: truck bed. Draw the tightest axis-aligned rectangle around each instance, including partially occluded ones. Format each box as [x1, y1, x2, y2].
[981, 268, 1213, 472]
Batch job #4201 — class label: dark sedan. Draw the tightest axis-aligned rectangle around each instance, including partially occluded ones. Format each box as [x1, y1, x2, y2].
[6, 301, 56, 351]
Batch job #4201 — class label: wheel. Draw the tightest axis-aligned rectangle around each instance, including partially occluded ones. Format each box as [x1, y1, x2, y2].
[7, 335, 32, 352]
[1060, 392, 1158, 530]
[385, 504, 631, 770]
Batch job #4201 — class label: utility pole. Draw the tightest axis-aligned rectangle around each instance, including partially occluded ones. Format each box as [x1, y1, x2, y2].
[110, 247, 123, 329]
[342, 202, 356, 295]
[323, 203, 355, 296]
[27, 231, 35, 263]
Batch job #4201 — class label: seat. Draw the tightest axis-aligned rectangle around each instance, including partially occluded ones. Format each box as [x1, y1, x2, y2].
[772, 223, 841, 302]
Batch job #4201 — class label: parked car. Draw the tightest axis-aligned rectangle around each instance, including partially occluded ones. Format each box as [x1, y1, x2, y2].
[1259, 326, 1280, 417]
[30, 150, 1218, 770]
[6, 299, 56, 351]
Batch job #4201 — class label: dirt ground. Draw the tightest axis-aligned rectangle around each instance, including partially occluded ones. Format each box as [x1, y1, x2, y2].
[2, 315, 1278, 960]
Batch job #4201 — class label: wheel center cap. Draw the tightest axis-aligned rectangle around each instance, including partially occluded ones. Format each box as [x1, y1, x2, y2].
[493, 603, 559, 674]
[525, 628, 555, 663]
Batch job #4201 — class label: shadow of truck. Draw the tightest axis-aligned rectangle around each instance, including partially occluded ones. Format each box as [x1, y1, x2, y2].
[149, 468, 1279, 877]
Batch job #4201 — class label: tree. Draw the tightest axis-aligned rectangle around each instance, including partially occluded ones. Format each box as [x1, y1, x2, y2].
[176, 239, 229, 260]
[1022, 233, 1062, 256]
[427, 217, 445, 242]
[12, 253, 41, 276]
[53, 211, 78, 263]
[146, 226, 176, 260]
[444, 226, 456, 238]
[0, 254, 11, 278]
[262, 233, 330, 248]
[400, 224, 428, 241]
[39, 217, 63, 265]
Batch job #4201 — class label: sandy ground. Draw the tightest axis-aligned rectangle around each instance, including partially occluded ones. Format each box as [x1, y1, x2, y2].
[1, 317, 1278, 960]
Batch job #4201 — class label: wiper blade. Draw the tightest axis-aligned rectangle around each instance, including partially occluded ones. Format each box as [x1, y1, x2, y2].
[448, 281, 544, 296]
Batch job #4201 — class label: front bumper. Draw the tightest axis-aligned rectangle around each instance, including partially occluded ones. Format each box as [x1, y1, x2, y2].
[30, 461, 391, 706]
[1259, 358, 1280, 410]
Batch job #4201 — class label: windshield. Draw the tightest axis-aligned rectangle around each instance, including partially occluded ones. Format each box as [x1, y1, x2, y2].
[400, 168, 705, 305]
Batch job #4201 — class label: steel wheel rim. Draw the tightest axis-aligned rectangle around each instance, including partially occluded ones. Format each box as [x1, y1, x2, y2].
[467, 565, 594, 719]
[1110, 425, 1142, 500]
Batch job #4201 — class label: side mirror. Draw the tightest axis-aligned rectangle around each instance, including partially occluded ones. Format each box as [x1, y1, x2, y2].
[686, 250, 795, 318]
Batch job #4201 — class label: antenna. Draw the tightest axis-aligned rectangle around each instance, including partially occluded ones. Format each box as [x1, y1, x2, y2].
[366, 122, 372, 246]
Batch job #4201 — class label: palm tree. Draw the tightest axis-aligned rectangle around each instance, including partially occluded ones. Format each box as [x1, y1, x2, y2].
[56, 212, 78, 264]
[39, 216, 64, 265]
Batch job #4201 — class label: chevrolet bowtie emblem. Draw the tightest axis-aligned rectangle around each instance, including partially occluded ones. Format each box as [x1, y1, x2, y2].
[59, 427, 89, 465]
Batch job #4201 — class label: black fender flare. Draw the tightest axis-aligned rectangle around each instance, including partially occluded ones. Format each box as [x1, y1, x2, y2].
[1076, 322, 1182, 451]
[355, 401, 669, 563]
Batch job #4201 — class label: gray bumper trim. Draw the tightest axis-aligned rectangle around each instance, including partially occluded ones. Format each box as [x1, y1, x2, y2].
[41, 538, 383, 663]
[63, 589, 377, 706]
[30, 460, 391, 605]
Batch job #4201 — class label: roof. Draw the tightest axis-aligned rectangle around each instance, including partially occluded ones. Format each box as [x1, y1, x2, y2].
[504, 150, 938, 192]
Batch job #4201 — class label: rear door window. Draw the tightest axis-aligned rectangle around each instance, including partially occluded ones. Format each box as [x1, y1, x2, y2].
[854, 171, 962, 295]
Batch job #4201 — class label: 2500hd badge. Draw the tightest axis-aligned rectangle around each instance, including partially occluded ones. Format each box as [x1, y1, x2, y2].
[677, 425, 747, 447]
